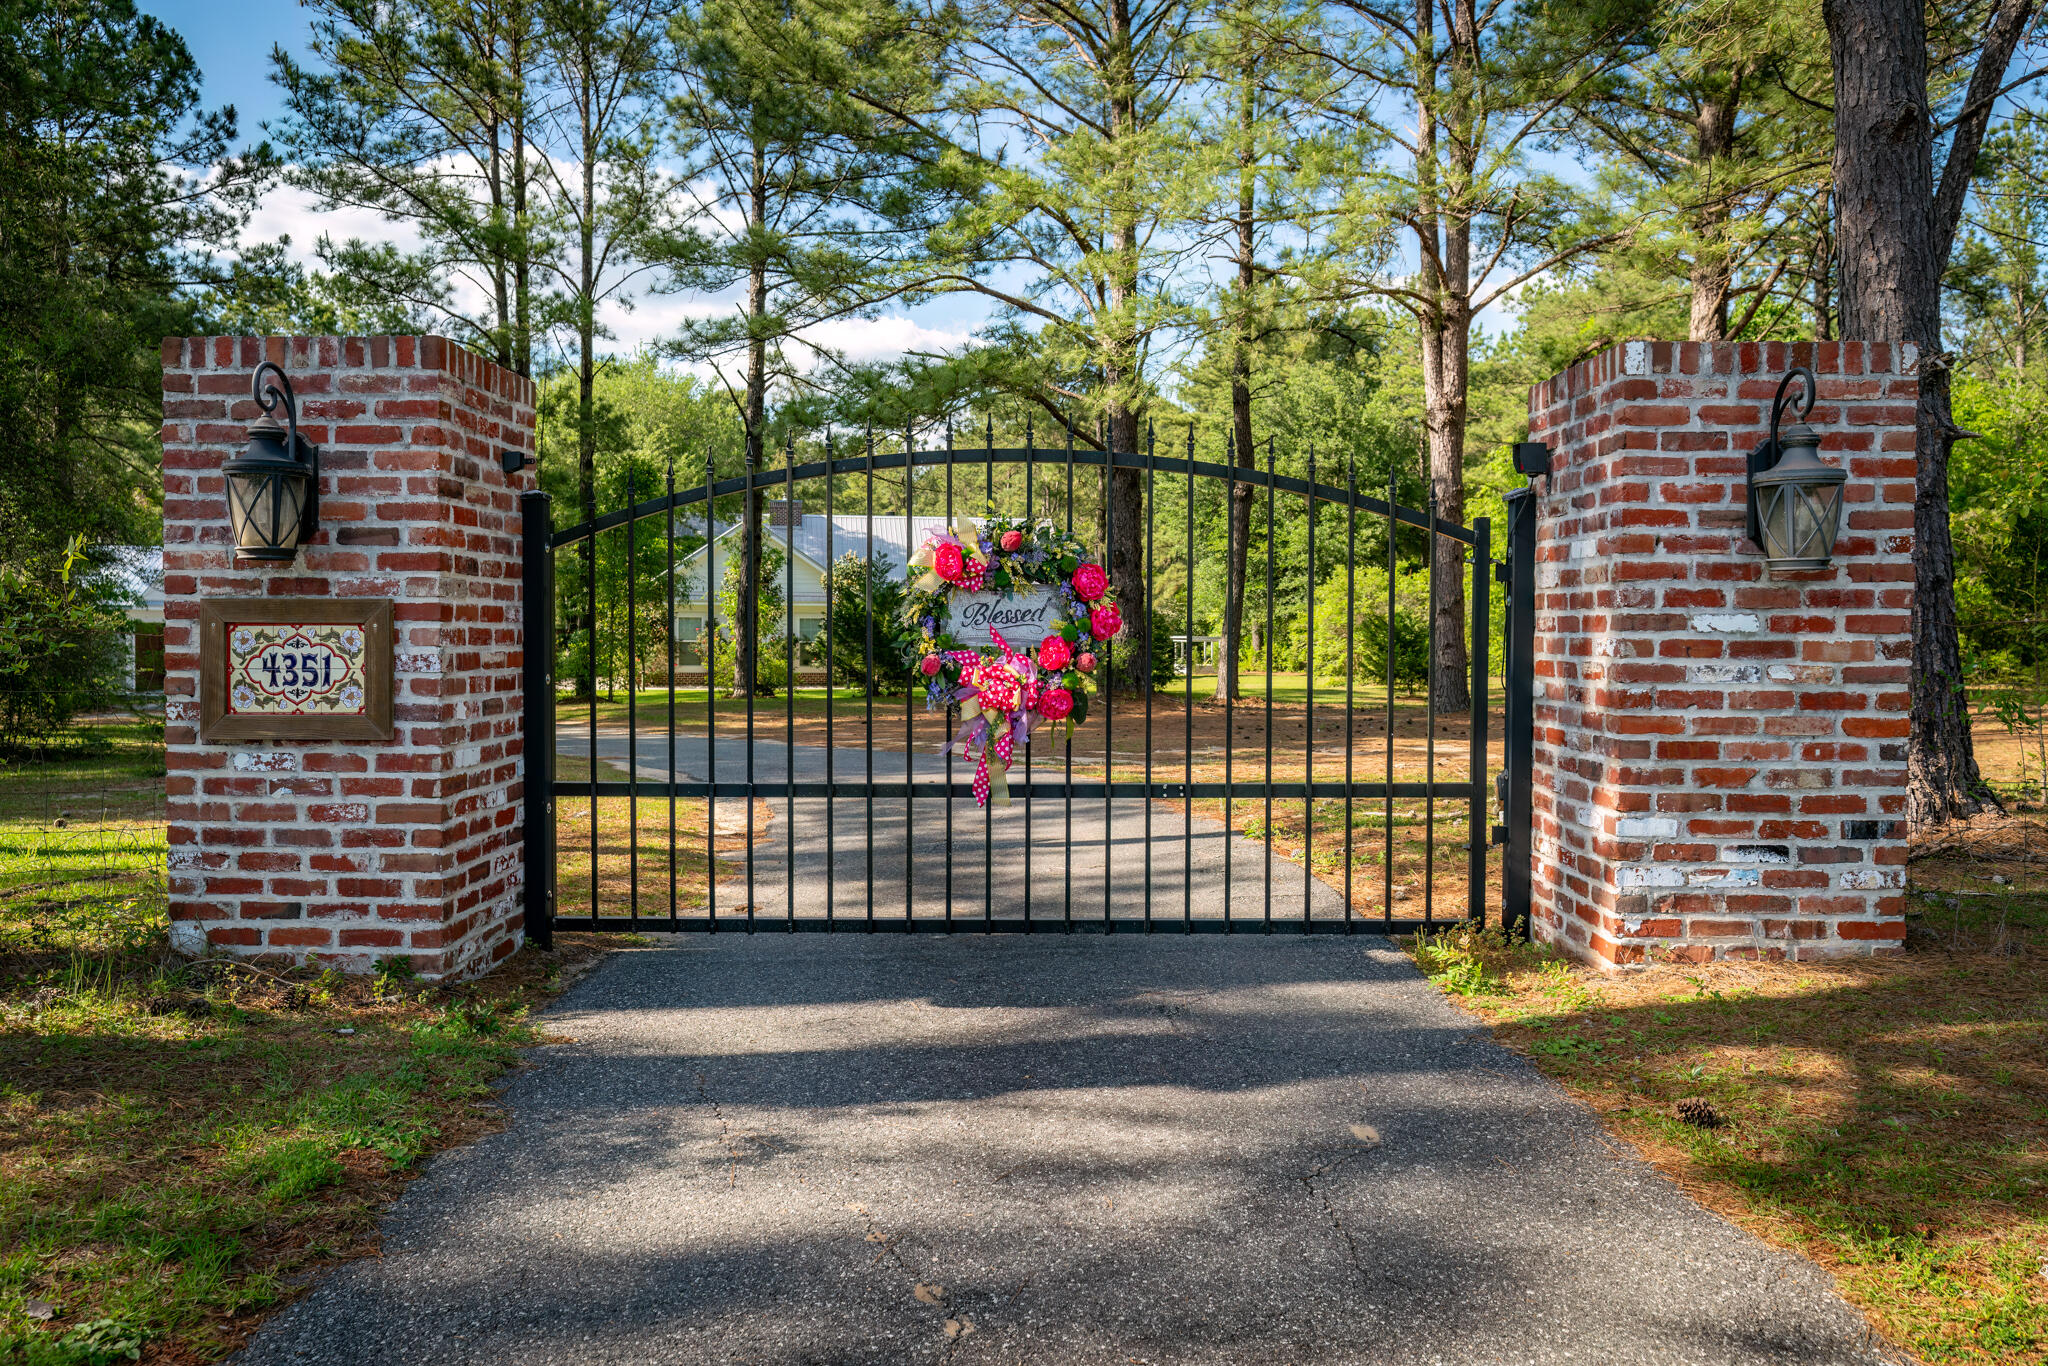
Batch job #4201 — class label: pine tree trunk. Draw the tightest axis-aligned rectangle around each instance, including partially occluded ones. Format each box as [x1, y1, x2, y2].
[1688, 89, 1737, 342]
[736, 147, 768, 699]
[1825, 0, 2004, 827]
[1416, 0, 1472, 716]
[1222, 64, 1257, 704]
[1420, 300, 1472, 715]
[1103, 0, 1148, 696]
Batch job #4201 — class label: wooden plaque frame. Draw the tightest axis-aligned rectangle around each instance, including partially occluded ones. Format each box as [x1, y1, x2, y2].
[198, 598, 395, 742]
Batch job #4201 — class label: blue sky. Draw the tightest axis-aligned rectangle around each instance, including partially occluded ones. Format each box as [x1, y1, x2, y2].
[135, 0, 1523, 369]
[143, 1, 305, 136]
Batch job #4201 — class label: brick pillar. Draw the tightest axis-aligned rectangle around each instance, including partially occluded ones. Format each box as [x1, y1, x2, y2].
[161, 337, 537, 978]
[1523, 341, 1915, 967]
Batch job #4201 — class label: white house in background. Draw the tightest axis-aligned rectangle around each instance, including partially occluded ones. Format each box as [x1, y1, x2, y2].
[99, 545, 164, 692]
[668, 501, 957, 662]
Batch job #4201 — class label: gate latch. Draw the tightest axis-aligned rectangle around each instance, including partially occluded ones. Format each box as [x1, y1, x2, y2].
[1491, 824, 1509, 847]
[1494, 560, 1510, 586]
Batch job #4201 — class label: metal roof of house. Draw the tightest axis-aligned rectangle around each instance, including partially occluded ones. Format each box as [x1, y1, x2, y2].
[680, 515, 967, 575]
[96, 545, 164, 614]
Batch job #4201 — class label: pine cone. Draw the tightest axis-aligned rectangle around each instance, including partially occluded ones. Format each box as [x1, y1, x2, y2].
[1676, 1097, 1724, 1129]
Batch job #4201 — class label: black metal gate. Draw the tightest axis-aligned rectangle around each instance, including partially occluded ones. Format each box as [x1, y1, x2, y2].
[520, 432, 1536, 943]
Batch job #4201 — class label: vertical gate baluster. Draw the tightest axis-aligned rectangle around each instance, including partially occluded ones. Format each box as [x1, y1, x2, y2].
[905, 424, 917, 927]
[1385, 469, 1396, 929]
[1183, 424, 1194, 929]
[704, 451, 717, 933]
[1469, 518, 1491, 927]
[1063, 424, 1074, 931]
[785, 437, 797, 929]
[1345, 460, 1357, 929]
[1144, 421, 1154, 932]
[944, 423, 955, 929]
[745, 447, 758, 929]
[1223, 433, 1235, 933]
[1263, 436, 1275, 932]
[667, 458, 678, 928]
[1303, 445, 1314, 928]
[628, 472, 639, 927]
[588, 471, 600, 929]
[825, 432, 836, 926]
[983, 418, 993, 928]
[1103, 431, 1115, 932]
[1424, 473, 1438, 926]
[867, 427, 877, 930]
[1024, 418, 1034, 931]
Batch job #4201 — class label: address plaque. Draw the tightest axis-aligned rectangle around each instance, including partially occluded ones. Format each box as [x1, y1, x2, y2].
[198, 598, 395, 742]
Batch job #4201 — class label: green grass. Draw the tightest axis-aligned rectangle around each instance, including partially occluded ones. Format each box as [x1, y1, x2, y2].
[0, 721, 616, 1363]
[0, 722, 166, 958]
[1409, 871, 2048, 1366]
[0, 934, 611, 1363]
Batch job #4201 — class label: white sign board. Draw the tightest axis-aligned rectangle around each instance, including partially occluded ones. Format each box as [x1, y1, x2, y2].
[943, 588, 1062, 651]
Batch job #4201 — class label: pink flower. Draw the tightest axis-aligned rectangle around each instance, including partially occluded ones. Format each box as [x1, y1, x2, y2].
[1089, 604, 1122, 640]
[1038, 687, 1073, 720]
[920, 653, 943, 676]
[1071, 562, 1108, 601]
[1077, 652, 1097, 673]
[934, 542, 965, 582]
[1000, 529, 1024, 553]
[1038, 635, 1072, 671]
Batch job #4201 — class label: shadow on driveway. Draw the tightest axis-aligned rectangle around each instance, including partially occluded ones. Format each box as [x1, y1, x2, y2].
[233, 935, 1906, 1365]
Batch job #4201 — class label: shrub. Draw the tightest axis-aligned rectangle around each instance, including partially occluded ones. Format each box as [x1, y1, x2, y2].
[0, 539, 130, 751]
[825, 551, 915, 694]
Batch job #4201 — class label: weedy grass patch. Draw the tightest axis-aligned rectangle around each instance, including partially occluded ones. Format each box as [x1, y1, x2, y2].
[1408, 817, 2048, 1365]
[0, 934, 617, 1365]
[0, 727, 620, 1364]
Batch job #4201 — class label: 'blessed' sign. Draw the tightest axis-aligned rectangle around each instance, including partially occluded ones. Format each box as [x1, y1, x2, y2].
[943, 588, 1061, 651]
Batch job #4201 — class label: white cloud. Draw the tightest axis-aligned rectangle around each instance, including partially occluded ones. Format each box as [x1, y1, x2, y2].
[234, 174, 988, 370]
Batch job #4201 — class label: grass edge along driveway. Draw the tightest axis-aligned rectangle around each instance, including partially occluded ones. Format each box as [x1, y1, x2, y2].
[1407, 845, 2047, 1366]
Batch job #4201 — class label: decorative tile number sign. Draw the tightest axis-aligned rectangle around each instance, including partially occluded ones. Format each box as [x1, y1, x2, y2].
[199, 599, 394, 741]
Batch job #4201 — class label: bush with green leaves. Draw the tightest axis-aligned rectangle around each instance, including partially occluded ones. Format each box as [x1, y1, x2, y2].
[825, 551, 914, 694]
[0, 541, 131, 752]
[1309, 566, 1431, 693]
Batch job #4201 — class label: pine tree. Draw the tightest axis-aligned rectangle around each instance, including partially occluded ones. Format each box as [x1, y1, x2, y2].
[656, 0, 939, 696]
[1824, 0, 2034, 827]
[1184, 0, 1347, 700]
[1309, 0, 1635, 712]
[904, 0, 1208, 691]
[273, 0, 549, 375]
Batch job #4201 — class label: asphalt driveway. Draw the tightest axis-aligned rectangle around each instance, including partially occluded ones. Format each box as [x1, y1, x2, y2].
[232, 934, 1906, 1365]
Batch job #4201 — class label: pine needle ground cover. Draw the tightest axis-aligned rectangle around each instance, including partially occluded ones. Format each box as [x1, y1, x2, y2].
[1409, 814, 2048, 1365]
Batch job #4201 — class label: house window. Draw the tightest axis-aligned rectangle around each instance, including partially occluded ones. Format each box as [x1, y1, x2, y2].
[674, 616, 705, 665]
[133, 626, 165, 692]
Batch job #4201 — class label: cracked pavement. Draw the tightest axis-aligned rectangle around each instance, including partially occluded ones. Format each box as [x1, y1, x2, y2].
[232, 935, 1909, 1365]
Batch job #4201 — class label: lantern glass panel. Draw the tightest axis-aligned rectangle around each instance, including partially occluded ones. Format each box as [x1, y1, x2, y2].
[1757, 480, 1843, 570]
[226, 467, 308, 556]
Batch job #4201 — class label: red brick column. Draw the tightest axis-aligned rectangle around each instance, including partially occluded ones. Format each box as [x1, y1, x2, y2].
[1523, 341, 1915, 967]
[161, 337, 537, 977]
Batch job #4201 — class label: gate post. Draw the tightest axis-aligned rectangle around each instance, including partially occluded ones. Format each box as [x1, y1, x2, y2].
[160, 336, 537, 977]
[1523, 341, 1915, 967]
[520, 490, 556, 948]
[1501, 487, 1538, 938]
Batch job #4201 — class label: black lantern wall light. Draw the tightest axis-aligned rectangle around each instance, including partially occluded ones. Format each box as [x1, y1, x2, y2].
[1745, 366, 1846, 573]
[223, 362, 321, 562]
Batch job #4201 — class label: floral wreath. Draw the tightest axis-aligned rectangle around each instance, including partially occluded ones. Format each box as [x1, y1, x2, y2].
[905, 515, 1123, 806]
